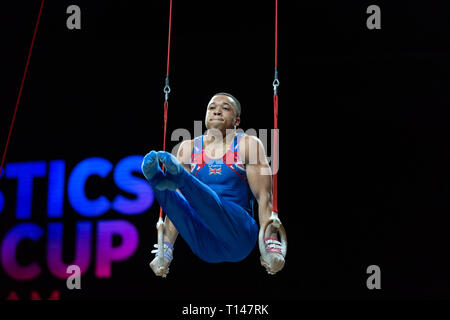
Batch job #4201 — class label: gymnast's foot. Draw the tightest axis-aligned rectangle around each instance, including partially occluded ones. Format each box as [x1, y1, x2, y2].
[141, 150, 177, 191]
[142, 151, 160, 180]
[157, 151, 185, 182]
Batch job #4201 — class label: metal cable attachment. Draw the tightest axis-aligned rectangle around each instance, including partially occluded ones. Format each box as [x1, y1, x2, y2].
[273, 68, 279, 96]
[164, 76, 171, 101]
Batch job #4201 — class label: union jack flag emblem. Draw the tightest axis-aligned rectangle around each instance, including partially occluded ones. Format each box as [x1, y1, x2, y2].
[208, 164, 222, 175]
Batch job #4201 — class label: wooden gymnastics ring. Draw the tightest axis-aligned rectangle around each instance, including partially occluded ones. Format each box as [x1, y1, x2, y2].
[155, 216, 169, 278]
[258, 211, 287, 275]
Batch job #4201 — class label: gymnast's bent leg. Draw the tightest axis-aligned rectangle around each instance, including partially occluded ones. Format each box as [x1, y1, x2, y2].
[142, 151, 257, 262]
[153, 188, 231, 263]
[157, 151, 258, 261]
[142, 151, 226, 262]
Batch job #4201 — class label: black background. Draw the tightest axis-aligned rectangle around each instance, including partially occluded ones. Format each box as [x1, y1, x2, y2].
[1, 0, 450, 304]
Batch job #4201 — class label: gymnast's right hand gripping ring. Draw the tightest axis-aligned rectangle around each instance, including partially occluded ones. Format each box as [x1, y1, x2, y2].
[258, 211, 287, 275]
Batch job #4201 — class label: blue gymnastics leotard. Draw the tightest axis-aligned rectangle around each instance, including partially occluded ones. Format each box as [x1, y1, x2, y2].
[150, 133, 258, 263]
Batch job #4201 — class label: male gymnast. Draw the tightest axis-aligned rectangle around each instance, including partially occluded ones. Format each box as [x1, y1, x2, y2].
[141, 93, 286, 276]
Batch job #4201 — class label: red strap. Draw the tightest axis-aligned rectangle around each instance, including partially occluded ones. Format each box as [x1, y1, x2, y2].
[166, 0, 173, 76]
[272, 95, 279, 214]
[0, 0, 45, 177]
[163, 101, 169, 152]
[272, 0, 279, 214]
[159, 0, 173, 219]
[274, 0, 278, 69]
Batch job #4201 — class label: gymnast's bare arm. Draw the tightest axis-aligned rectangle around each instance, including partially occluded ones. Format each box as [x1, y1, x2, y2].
[241, 135, 285, 274]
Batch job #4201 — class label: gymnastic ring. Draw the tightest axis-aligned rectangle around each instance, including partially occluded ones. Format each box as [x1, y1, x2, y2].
[258, 211, 287, 275]
[156, 217, 167, 276]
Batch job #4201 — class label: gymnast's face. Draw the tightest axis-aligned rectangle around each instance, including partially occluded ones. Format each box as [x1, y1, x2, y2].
[205, 95, 240, 132]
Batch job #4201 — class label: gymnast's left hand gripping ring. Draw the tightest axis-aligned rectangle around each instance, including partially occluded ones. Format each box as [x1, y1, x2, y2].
[258, 211, 287, 275]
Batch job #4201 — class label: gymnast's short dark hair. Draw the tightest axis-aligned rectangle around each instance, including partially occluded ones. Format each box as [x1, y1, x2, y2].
[212, 92, 241, 117]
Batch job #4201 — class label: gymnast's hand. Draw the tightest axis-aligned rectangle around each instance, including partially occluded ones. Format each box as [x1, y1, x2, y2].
[260, 249, 285, 274]
[149, 255, 171, 277]
[260, 225, 285, 274]
[150, 241, 174, 277]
